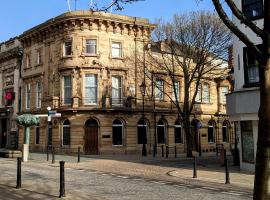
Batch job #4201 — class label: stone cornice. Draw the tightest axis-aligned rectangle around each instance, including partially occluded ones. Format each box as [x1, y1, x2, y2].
[19, 11, 156, 45]
[0, 47, 23, 62]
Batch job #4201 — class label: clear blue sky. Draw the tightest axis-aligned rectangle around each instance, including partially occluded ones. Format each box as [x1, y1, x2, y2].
[0, 0, 224, 42]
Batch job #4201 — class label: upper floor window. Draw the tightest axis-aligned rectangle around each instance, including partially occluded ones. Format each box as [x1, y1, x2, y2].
[155, 80, 164, 100]
[63, 75, 72, 105]
[85, 74, 98, 104]
[37, 49, 42, 65]
[242, 0, 263, 20]
[243, 46, 260, 86]
[35, 81, 41, 109]
[26, 83, 31, 109]
[64, 40, 72, 56]
[112, 76, 122, 105]
[26, 54, 30, 68]
[219, 86, 229, 104]
[172, 81, 179, 101]
[196, 83, 210, 103]
[111, 42, 122, 58]
[86, 39, 97, 54]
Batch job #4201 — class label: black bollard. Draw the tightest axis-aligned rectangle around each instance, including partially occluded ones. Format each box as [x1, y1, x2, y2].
[193, 156, 197, 178]
[47, 146, 49, 161]
[16, 157, 22, 189]
[52, 147, 55, 164]
[166, 146, 169, 158]
[59, 161, 66, 198]
[224, 149, 230, 184]
[174, 146, 177, 158]
[77, 147, 81, 163]
[161, 145, 164, 157]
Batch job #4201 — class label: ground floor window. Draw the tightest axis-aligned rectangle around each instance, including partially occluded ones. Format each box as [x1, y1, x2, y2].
[35, 124, 40, 145]
[222, 121, 229, 143]
[113, 119, 123, 145]
[157, 119, 166, 144]
[137, 119, 147, 144]
[62, 120, 70, 146]
[208, 121, 215, 143]
[241, 121, 254, 163]
[174, 120, 182, 143]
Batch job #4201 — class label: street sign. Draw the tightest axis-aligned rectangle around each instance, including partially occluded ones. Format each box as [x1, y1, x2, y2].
[48, 111, 57, 115]
[35, 112, 61, 118]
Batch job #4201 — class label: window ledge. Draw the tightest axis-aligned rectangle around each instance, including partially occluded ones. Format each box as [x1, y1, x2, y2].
[61, 55, 73, 59]
[34, 63, 43, 68]
[81, 54, 99, 57]
[111, 56, 124, 60]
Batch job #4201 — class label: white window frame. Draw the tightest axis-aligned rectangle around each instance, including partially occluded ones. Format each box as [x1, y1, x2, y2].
[85, 39, 97, 55]
[112, 76, 122, 105]
[111, 42, 122, 58]
[155, 80, 164, 100]
[219, 86, 229, 104]
[172, 81, 179, 101]
[84, 74, 98, 105]
[35, 81, 42, 109]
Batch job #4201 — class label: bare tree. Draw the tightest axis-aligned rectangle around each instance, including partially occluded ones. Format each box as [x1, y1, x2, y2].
[140, 11, 231, 157]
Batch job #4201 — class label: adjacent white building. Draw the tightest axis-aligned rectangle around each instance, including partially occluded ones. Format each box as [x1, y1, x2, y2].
[227, 0, 263, 171]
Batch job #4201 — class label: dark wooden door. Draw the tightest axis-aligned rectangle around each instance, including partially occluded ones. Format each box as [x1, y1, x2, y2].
[84, 119, 98, 154]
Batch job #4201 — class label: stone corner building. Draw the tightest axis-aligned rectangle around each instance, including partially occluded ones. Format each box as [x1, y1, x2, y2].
[0, 38, 22, 149]
[17, 11, 233, 155]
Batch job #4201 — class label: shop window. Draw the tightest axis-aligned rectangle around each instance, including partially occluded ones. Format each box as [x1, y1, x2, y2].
[35, 123, 40, 145]
[222, 121, 230, 142]
[241, 121, 254, 163]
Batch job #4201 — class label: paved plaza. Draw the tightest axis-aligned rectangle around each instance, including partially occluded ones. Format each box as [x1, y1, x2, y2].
[0, 153, 254, 199]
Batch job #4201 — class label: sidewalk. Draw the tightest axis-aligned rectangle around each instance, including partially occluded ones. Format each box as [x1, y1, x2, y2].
[28, 152, 254, 191]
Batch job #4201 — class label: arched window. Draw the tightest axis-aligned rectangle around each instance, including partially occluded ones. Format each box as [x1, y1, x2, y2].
[137, 119, 147, 144]
[222, 121, 230, 142]
[208, 121, 215, 143]
[174, 120, 182, 143]
[62, 119, 71, 146]
[157, 119, 166, 144]
[112, 119, 123, 145]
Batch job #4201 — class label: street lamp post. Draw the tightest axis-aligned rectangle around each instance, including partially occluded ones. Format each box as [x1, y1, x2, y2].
[47, 106, 52, 152]
[140, 81, 147, 156]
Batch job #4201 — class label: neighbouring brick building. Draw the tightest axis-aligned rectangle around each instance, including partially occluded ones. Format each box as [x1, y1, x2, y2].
[0, 38, 22, 149]
[16, 11, 233, 155]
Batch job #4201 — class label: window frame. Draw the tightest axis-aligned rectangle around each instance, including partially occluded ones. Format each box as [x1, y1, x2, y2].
[112, 119, 124, 146]
[84, 74, 98, 105]
[155, 79, 164, 101]
[111, 41, 122, 58]
[111, 76, 123, 106]
[35, 123, 40, 145]
[137, 119, 148, 144]
[242, 0, 264, 20]
[35, 81, 42, 109]
[63, 40, 72, 56]
[62, 119, 71, 146]
[85, 39, 97, 55]
[208, 121, 215, 143]
[243, 46, 261, 87]
[25, 83, 31, 110]
[174, 121, 183, 144]
[63, 75, 72, 105]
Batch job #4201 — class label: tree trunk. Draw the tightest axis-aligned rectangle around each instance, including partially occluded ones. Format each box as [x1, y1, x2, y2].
[254, 60, 270, 199]
[183, 118, 193, 157]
